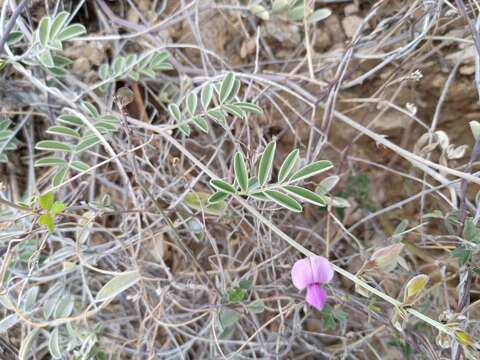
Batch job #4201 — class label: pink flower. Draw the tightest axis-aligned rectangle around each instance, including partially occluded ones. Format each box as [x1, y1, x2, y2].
[291, 256, 334, 310]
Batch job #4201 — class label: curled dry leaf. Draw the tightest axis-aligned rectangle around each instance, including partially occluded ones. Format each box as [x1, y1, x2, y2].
[365, 243, 404, 272]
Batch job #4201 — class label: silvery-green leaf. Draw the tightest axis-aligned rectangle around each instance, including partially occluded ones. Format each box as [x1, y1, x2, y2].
[234, 152, 248, 192]
[315, 175, 339, 195]
[272, 0, 289, 13]
[329, 196, 350, 208]
[50, 11, 69, 39]
[56, 23, 86, 41]
[283, 185, 326, 207]
[34, 157, 66, 167]
[7, 31, 23, 45]
[21, 286, 39, 311]
[246, 300, 265, 314]
[233, 102, 263, 115]
[48, 328, 62, 359]
[0, 314, 19, 333]
[208, 191, 228, 204]
[185, 192, 226, 215]
[218, 308, 241, 330]
[19, 329, 40, 360]
[43, 293, 60, 319]
[249, 4, 269, 20]
[38, 16, 51, 47]
[37, 50, 54, 68]
[70, 160, 89, 172]
[76, 136, 101, 153]
[36, 140, 71, 152]
[98, 63, 110, 80]
[47, 126, 80, 138]
[278, 149, 299, 183]
[151, 51, 169, 67]
[264, 190, 302, 212]
[289, 160, 333, 182]
[192, 116, 208, 133]
[210, 179, 236, 194]
[201, 84, 213, 110]
[54, 294, 74, 318]
[287, 5, 305, 21]
[52, 167, 68, 187]
[258, 141, 276, 187]
[112, 56, 126, 76]
[206, 109, 226, 125]
[186, 92, 197, 116]
[81, 101, 98, 118]
[223, 104, 245, 118]
[220, 72, 236, 103]
[56, 114, 83, 127]
[168, 103, 181, 121]
[95, 271, 139, 302]
[308, 8, 331, 23]
[470, 121, 480, 140]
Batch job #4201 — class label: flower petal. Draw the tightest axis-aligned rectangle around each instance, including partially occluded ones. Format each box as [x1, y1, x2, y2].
[310, 256, 334, 284]
[291, 256, 334, 289]
[306, 284, 327, 310]
[291, 257, 314, 289]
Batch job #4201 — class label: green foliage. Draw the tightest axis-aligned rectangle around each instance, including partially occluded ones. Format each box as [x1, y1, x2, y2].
[31, 12, 86, 73]
[0, 117, 19, 162]
[168, 72, 262, 135]
[98, 51, 172, 92]
[36, 192, 65, 232]
[34, 104, 119, 187]
[338, 171, 375, 212]
[208, 141, 332, 213]
[321, 304, 347, 330]
[270, 0, 331, 23]
[227, 279, 252, 304]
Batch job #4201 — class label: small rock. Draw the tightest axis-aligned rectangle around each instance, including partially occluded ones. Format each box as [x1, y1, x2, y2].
[314, 28, 331, 52]
[460, 65, 475, 75]
[344, 4, 359, 16]
[263, 20, 301, 48]
[342, 16, 364, 38]
[324, 14, 344, 43]
[73, 57, 90, 74]
[240, 37, 256, 58]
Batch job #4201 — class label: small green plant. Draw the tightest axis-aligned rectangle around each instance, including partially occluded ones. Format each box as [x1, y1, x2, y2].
[30, 12, 86, 71]
[168, 72, 262, 135]
[98, 51, 172, 92]
[208, 141, 332, 212]
[321, 304, 347, 330]
[37, 191, 65, 232]
[34, 102, 119, 186]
